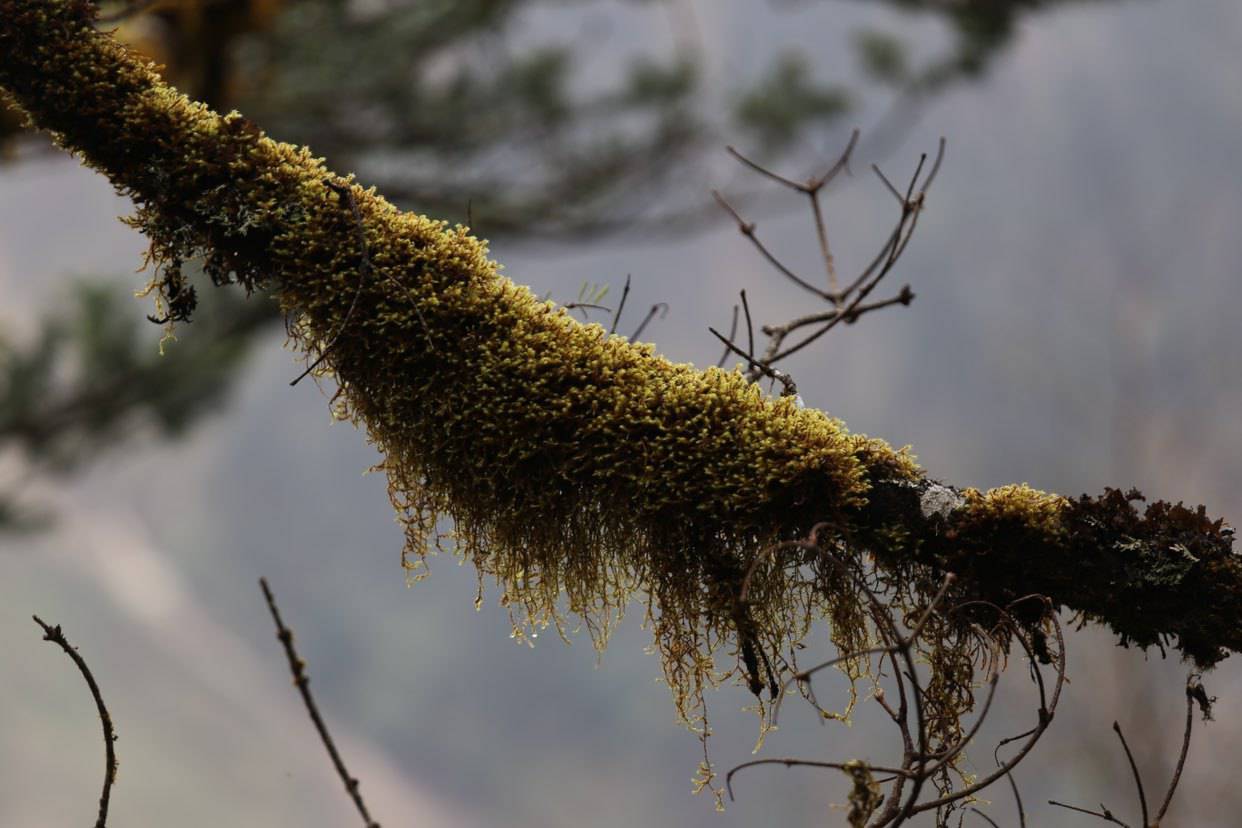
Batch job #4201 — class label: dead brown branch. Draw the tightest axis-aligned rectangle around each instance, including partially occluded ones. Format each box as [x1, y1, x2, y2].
[259, 578, 381, 828]
[1049, 672, 1211, 828]
[32, 614, 118, 828]
[711, 132, 942, 390]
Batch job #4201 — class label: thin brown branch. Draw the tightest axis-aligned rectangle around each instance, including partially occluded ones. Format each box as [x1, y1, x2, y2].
[740, 289, 755, 363]
[609, 273, 631, 336]
[1006, 769, 1027, 828]
[1048, 800, 1129, 826]
[808, 188, 838, 295]
[906, 573, 957, 644]
[32, 615, 117, 828]
[812, 128, 861, 190]
[969, 808, 1000, 827]
[1113, 721, 1149, 827]
[871, 164, 905, 204]
[711, 189, 830, 300]
[631, 302, 668, 341]
[756, 287, 912, 354]
[1155, 674, 1201, 821]
[725, 758, 911, 802]
[716, 303, 739, 368]
[259, 578, 381, 828]
[707, 326, 797, 397]
[725, 145, 806, 191]
[564, 302, 610, 319]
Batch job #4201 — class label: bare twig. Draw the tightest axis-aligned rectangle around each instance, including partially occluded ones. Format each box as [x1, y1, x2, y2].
[726, 757, 910, 802]
[1048, 800, 1129, 826]
[1047, 671, 1208, 827]
[564, 302, 611, 319]
[259, 578, 381, 828]
[32, 615, 118, 828]
[1155, 674, 1202, 821]
[969, 808, 1001, 827]
[708, 325, 797, 397]
[631, 302, 668, 341]
[716, 304, 739, 368]
[740, 290, 755, 359]
[712, 189, 831, 300]
[713, 133, 943, 392]
[609, 274, 631, 336]
[1113, 721, 1149, 827]
[1007, 769, 1028, 828]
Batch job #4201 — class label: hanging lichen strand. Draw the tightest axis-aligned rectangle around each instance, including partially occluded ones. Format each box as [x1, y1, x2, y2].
[3, 1, 1241, 748]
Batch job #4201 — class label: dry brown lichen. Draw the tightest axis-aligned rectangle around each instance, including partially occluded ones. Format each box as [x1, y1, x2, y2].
[3, 2, 1241, 794]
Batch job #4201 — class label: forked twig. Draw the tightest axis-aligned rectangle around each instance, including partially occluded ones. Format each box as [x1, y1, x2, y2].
[33, 615, 118, 828]
[713, 132, 944, 390]
[259, 578, 381, 828]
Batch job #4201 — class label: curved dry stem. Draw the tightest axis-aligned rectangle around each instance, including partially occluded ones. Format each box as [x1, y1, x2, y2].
[260, 578, 380, 828]
[32, 615, 117, 828]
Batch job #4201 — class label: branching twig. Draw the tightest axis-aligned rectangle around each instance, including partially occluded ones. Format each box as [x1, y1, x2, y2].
[259, 578, 381, 828]
[32, 615, 117, 828]
[713, 132, 943, 390]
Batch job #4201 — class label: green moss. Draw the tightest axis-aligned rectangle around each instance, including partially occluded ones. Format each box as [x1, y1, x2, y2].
[960, 484, 1068, 537]
[5, 5, 1241, 798]
[0, 0, 927, 736]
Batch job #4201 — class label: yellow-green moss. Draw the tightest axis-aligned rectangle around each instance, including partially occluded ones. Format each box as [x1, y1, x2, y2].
[960, 484, 1068, 538]
[0, 0, 928, 736]
[7, 5, 1242, 801]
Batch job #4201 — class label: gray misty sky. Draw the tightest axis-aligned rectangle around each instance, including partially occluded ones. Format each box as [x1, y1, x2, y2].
[4, 1, 1242, 826]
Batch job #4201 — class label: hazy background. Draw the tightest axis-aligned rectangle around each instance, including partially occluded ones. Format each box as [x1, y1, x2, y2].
[4, 1, 1242, 825]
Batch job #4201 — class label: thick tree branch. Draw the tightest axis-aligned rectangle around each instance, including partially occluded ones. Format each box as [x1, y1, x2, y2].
[1, 3, 1237, 735]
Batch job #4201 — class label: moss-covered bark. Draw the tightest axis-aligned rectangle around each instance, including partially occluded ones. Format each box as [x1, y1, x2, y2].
[1, 2, 1238, 731]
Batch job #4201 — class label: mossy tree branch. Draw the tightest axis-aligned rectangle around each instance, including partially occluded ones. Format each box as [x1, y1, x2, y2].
[1, 3, 1238, 739]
